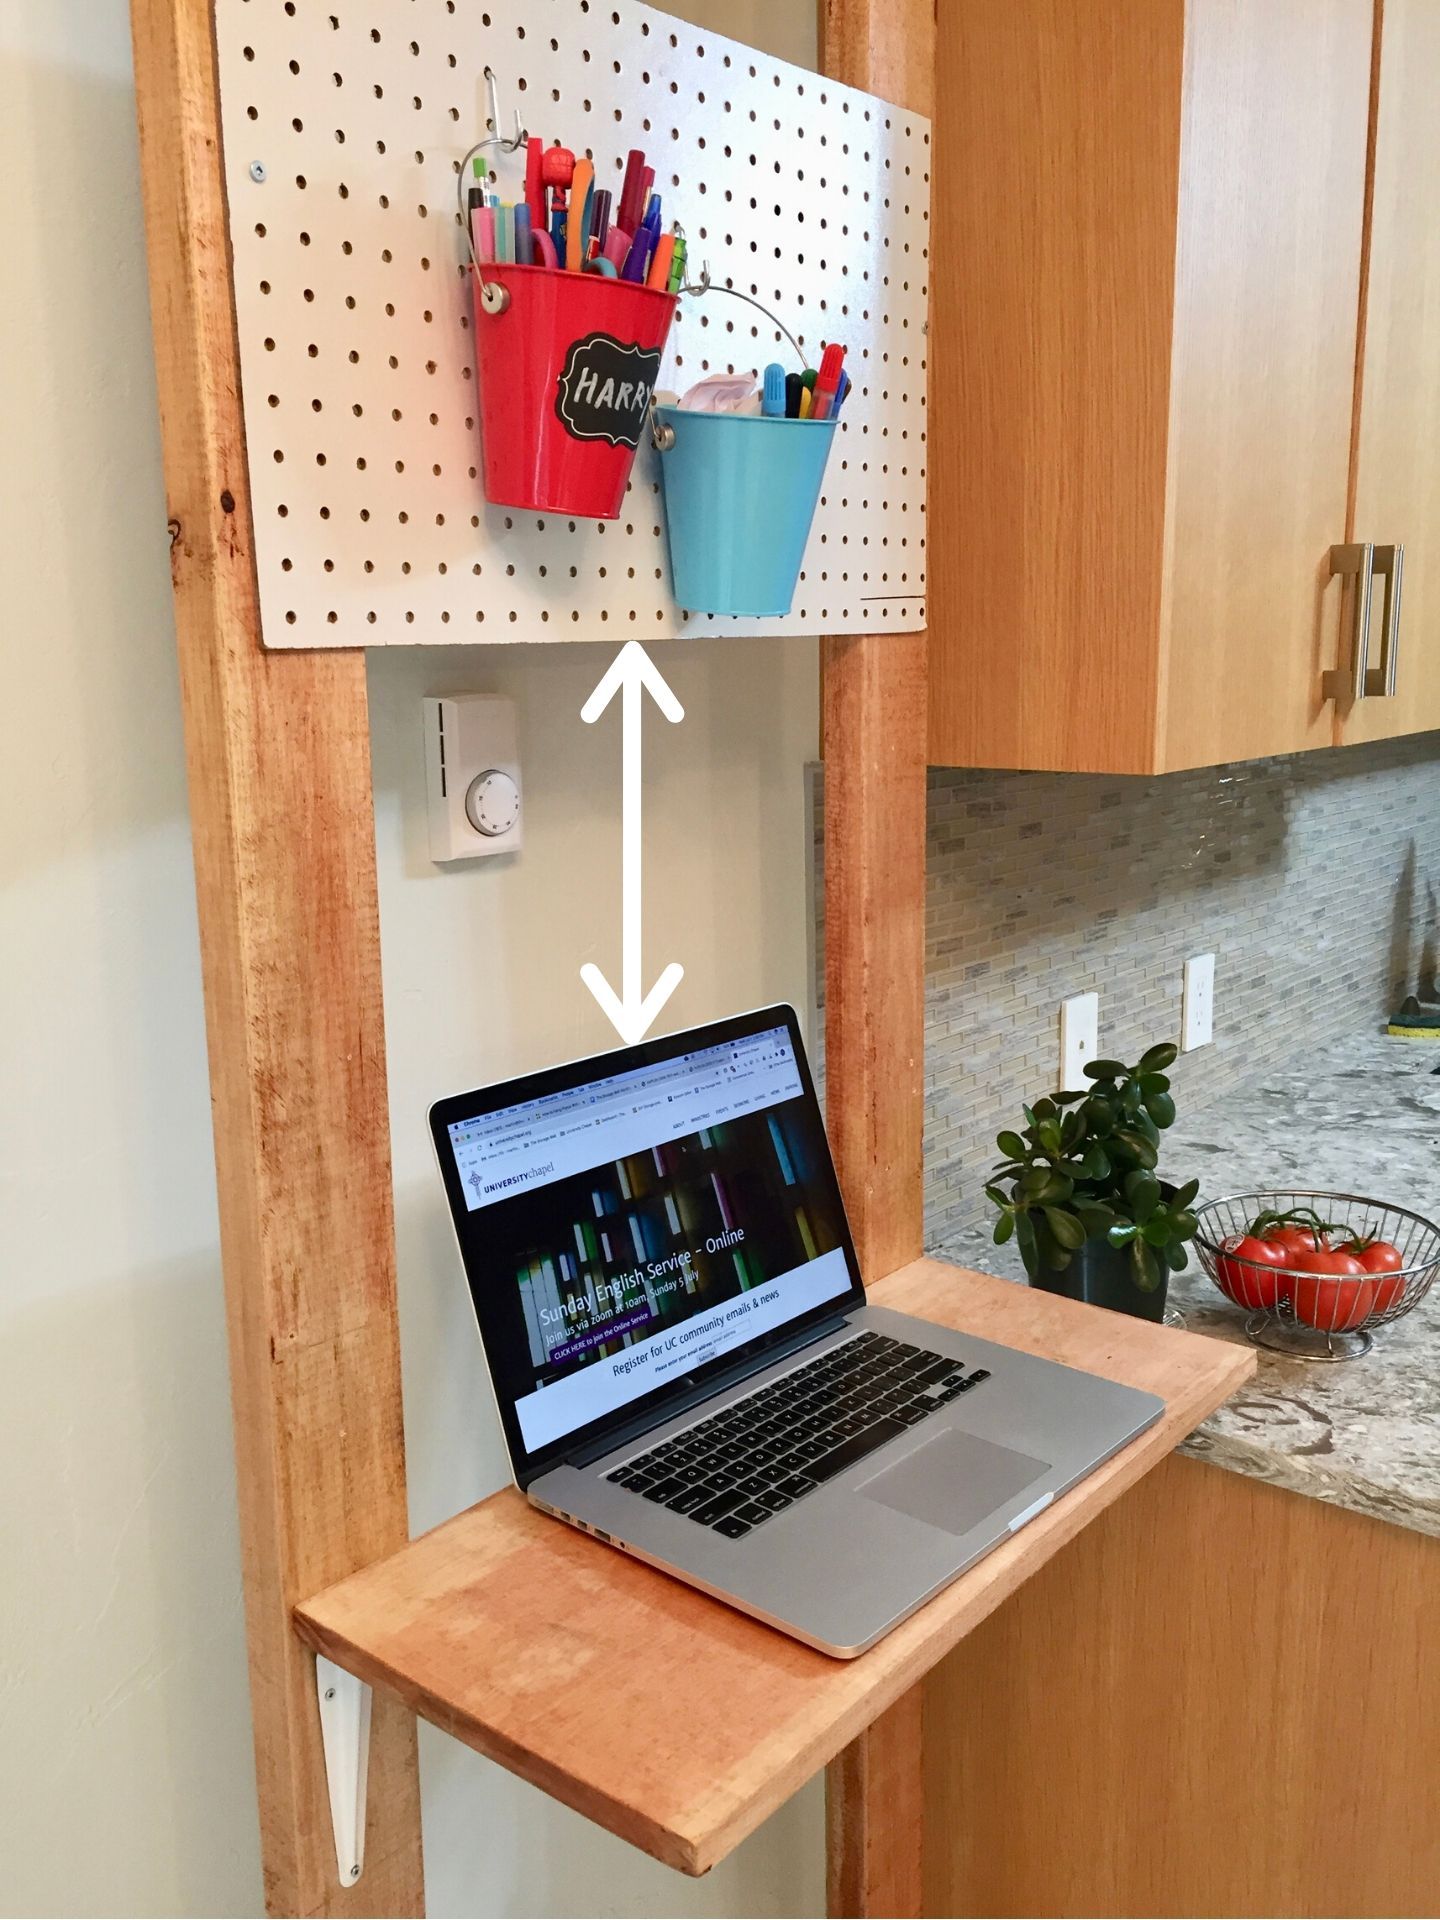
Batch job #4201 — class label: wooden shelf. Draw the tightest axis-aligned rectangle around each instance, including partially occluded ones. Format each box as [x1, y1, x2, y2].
[294, 1259, 1252, 1878]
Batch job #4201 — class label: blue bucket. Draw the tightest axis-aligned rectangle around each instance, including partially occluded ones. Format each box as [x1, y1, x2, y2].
[654, 408, 838, 616]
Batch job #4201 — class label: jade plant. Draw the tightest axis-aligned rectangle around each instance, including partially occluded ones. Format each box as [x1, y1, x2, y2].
[985, 1044, 1200, 1293]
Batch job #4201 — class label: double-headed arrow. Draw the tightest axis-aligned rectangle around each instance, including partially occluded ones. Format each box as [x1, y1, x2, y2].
[580, 641, 685, 1045]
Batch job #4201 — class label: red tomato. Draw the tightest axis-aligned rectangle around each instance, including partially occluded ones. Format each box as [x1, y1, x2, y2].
[1354, 1242, 1406, 1312]
[1357, 1239, 1403, 1273]
[1269, 1226, 1327, 1265]
[1215, 1234, 1290, 1310]
[1291, 1250, 1375, 1332]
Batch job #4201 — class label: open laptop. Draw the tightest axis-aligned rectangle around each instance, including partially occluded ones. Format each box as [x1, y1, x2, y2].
[430, 1005, 1162, 1657]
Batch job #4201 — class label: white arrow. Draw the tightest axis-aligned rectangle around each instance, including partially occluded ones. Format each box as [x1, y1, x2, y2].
[579, 641, 685, 1045]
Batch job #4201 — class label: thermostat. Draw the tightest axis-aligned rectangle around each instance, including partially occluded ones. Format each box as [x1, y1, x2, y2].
[423, 694, 522, 863]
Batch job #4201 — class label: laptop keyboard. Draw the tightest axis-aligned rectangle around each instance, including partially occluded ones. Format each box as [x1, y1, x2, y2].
[604, 1330, 990, 1539]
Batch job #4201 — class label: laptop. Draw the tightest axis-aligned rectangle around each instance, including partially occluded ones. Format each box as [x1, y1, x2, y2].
[430, 1005, 1163, 1657]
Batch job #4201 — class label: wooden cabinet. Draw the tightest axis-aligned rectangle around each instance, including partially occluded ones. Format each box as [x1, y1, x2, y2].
[927, 0, 1413, 775]
[1339, 0, 1440, 747]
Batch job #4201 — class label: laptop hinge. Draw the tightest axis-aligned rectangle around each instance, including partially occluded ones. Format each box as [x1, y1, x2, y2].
[563, 1311, 852, 1470]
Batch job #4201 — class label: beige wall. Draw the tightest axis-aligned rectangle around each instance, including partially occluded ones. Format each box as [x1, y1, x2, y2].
[1, 0, 822, 1914]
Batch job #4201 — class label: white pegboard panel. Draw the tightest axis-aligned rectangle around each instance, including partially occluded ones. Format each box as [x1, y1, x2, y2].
[216, 0, 929, 647]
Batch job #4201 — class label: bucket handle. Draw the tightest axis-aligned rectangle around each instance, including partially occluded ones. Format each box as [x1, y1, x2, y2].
[458, 67, 528, 315]
[650, 268, 813, 450]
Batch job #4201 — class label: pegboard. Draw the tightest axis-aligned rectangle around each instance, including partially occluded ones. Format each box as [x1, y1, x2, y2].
[215, 0, 929, 646]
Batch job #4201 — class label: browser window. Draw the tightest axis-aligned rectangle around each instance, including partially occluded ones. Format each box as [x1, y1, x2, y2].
[445, 1022, 855, 1455]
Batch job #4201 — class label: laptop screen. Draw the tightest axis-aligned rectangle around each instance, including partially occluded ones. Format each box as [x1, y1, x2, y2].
[431, 1006, 863, 1481]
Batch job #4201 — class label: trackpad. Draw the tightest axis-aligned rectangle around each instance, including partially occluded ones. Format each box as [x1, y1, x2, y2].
[859, 1427, 1050, 1536]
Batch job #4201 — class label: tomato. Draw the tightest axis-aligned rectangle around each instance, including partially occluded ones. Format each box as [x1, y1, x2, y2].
[1356, 1239, 1403, 1273]
[1290, 1250, 1375, 1332]
[1215, 1234, 1290, 1310]
[1268, 1226, 1328, 1266]
[1356, 1242, 1406, 1312]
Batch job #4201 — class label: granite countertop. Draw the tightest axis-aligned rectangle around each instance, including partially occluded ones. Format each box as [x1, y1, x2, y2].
[935, 1031, 1440, 1539]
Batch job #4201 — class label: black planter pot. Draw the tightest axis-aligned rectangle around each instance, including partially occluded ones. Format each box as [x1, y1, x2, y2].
[1027, 1233, 1169, 1323]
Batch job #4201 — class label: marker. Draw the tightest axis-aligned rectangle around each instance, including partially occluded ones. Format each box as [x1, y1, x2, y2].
[810, 342, 846, 420]
[798, 386, 813, 419]
[617, 147, 647, 236]
[602, 225, 632, 272]
[475, 205, 496, 265]
[513, 203, 533, 267]
[590, 188, 612, 251]
[762, 364, 787, 417]
[646, 229, 675, 292]
[784, 372, 803, 419]
[495, 202, 513, 265]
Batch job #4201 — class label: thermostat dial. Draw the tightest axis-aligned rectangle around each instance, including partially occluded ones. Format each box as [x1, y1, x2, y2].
[465, 769, 521, 838]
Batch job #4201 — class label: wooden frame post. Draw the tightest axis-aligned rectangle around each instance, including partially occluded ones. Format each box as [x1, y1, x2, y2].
[819, 1, 933, 1913]
[130, 1, 424, 1911]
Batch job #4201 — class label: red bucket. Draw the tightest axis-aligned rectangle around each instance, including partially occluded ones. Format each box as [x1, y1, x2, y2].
[471, 263, 677, 519]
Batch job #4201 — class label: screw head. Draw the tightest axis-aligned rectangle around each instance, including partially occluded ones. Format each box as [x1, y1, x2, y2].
[349, 1865, 361, 1881]
[323, 1686, 336, 1701]
[249, 160, 267, 184]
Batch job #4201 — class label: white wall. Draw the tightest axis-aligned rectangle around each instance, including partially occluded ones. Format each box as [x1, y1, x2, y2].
[1, 0, 823, 1914]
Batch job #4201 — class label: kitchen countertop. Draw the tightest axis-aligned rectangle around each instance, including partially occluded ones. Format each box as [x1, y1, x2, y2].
[934, 1031, 1440, 1539]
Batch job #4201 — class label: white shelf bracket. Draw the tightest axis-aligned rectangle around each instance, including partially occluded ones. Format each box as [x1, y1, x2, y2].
[315, 1653, 372, 1887]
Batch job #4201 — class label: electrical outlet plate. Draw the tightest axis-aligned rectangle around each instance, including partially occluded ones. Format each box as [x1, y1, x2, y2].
[1059, 992, 1100, 1092]
[423, 693, 522, 863]
[1181, 953, 1215, 1051]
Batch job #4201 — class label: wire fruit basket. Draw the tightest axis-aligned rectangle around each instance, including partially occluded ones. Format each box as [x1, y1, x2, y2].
[1194, 1190, 1440, 1360]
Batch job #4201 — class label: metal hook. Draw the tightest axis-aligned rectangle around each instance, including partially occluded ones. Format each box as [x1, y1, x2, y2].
[483, 66, 527, 154]
[457, 69, 529, 310]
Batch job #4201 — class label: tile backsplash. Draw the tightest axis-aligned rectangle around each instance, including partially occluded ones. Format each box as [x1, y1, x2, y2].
[812, 732, 1440, 1248]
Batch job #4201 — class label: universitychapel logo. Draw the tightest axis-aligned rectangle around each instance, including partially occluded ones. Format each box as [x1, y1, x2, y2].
[553, 331, 662, 448]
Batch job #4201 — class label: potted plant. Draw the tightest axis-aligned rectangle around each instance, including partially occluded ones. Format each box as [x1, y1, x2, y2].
[984, 1044, 1200, 1322]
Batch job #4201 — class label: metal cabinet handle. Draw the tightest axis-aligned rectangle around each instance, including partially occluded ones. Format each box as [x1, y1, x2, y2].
[1364, 543, 1404, 698]
[1323, 542, 1375, 703]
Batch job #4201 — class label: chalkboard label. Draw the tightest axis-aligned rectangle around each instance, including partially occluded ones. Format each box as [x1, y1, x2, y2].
[554, 332, 662, 449]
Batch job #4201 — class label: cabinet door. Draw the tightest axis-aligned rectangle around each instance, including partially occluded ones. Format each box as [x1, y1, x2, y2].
[1157, 0, 1373, 771]
[1341, 0, 1440, 745]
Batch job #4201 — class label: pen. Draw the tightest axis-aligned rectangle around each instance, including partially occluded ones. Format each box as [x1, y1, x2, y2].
[762, 364, 787, 418]
[667, 228, 687, 293]
[784, 372, 803, 419]
[567, 157, 594, 271]
[543, 146, 575, 256]
[833, 367, 851, 414]
[524, 136, 545, 235]
[621, 217, 652, 282]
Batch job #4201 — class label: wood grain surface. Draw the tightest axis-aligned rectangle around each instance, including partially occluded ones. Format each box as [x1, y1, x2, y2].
[826, 1688, 924, 1919]
[294, 1260, 1252, 1880]
[1158, 0, 1371, 770]
[927, 0, 1184, 773]
[1342, 0, 1440, 745]
[924, 1450, 1440, 1917]
[818, 0, 934, 1905]
[928, 0, 1372, 774]
[129, 0, 423, 1911]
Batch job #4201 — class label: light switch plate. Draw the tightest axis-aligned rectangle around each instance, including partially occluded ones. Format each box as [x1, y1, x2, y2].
[423, 693, 522, 863]
[1182, 953, 1215, 1051]
[1059, 992, 1100, 1091]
